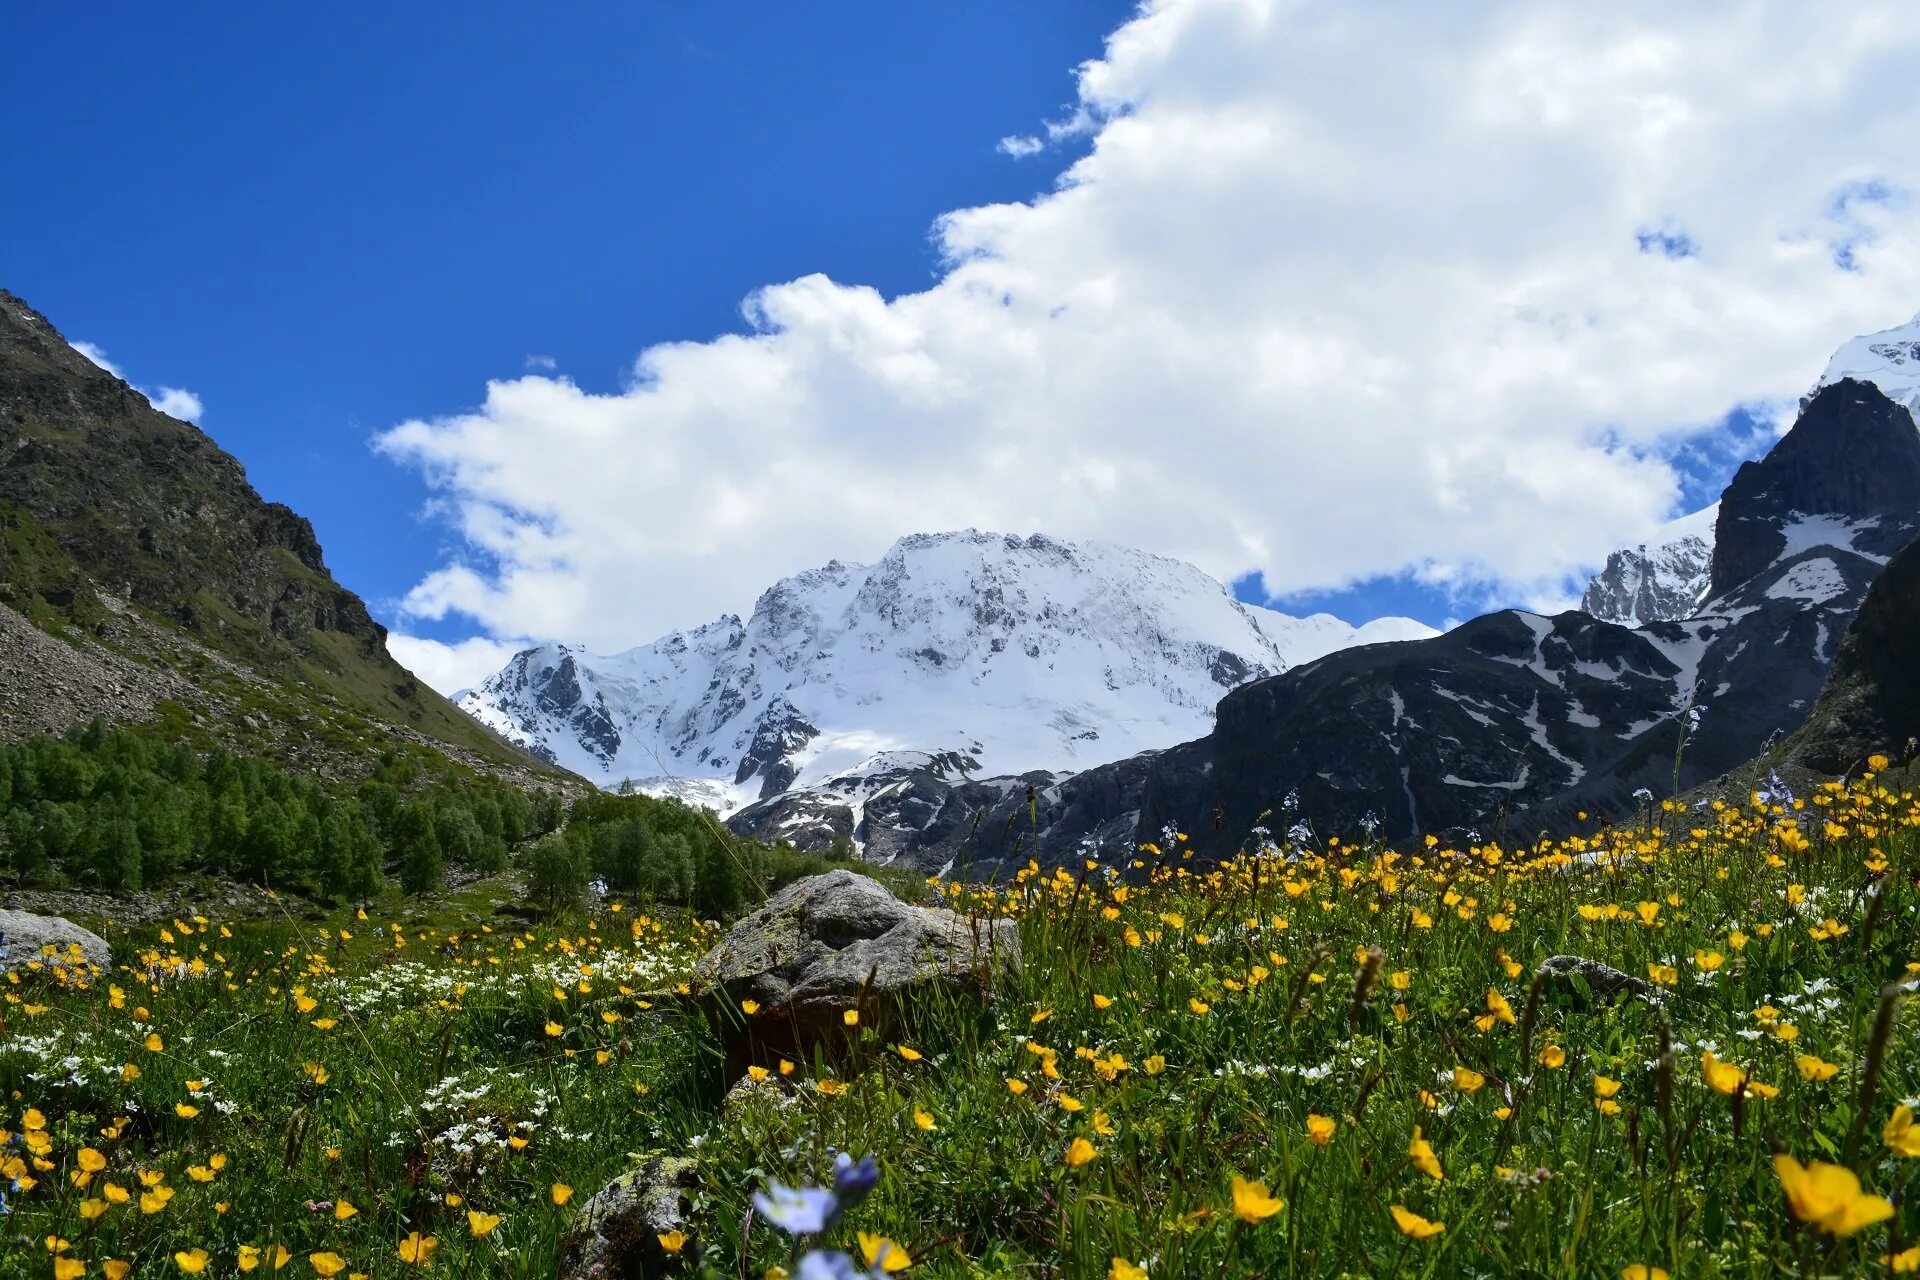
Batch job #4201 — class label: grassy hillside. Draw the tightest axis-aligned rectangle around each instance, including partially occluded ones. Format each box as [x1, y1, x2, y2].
[0, 289, 569, 788]
[2, 759, 1915, 1276]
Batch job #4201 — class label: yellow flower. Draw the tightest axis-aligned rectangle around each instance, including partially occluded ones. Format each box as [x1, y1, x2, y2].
[54, 1262, 85, 1280]
[175, 1103, 200, 1119]
[740, 1000, 760, 1015]
[1408, 1126, 1443, 1180]
[1540, 1045, 1567, 1069]
[550, 1183, 574, 1206]
[310, 1253, 349, 1278]
[1109, 1260, 1149, 1280]
[1620, 1267, 1670, 1280]
[658, 1229, 690, 1254]
[897, 1045, 922, 1062]
[77, 1147, 107, 1173]
[1390, 1205, 1445, 1239]
[1773, 1155, 1894, 1235]
[1093, 994, 1115, 1009]
[1230, 1174, 1284, 1223]
[1701, 1052, 1746, 1095]
[1593, 1075, 1622, 1099]
[1007, 1078, 1029, 1095]
[1888, 1245, 1920, 1272]
[467, 1210, 502, 1237]
[1693, 950, 1724, 971]
[1305, 1114, 1337, 1145]
[1796, 1055, 1839, 1082]
[1885, 1106, 1920, 1157]
[174, 1250, 212, 1273]
[335, 1199, 359, 1220]
[1452, 1066, 1486, 1093]
[238, 1245, 263, 1272]
[914, 1109, 937, 1132]
[143, 1033, 165, 1053]
[141, 1185, 176, 1213]
[1189, 997, 1211, 1015]
[104, 1264, 131, 1280]
[1143, 1055, 1166, 1076]
[858, 1232, 912, 1273]
[1065, 1137, 1097, 1168]
[843, 1010, 859, 1027]
[397, 1232, 440, 1266]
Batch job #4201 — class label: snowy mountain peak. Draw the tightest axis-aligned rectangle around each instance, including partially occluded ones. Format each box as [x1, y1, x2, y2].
[457, 530, 1437, 810]
[1815, 311, 1920, 423]
[1579, 503, 1717, 625]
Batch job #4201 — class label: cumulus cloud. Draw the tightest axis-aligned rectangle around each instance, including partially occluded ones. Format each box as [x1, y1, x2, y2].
[385, 633, 532, 697]
[525, 354, 557, 371]
[378, 0, 1920, 661]
[74, 341, 204, 422]
[73, 341, 124, 378]
[148, 387, 203, 422]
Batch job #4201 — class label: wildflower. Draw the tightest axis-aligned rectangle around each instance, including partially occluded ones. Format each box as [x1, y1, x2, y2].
[1189, 997, 1211, 1015]
[1093, 994, 1115, 1009]
[658, 1230, 689, 1254]
[1390, 1205, 1445, 1238]
[397, 1233, 440, 1267]
[858, 1233, 912, 1273]
[1621, 1268, 1670, 1280]
[175, 1103, 200, 1119]
[468, 1210, 502, 1237]
[551, 1183, 574, 1206]
[843, 1010, 859, 1027]
[1701, 1052, 1746, 1095]
[1110, 1260, 1149, 1280]
[1773, 1155, 1893, 1235]
[174, 1251, 212, 1273]
[754, 1182, 838, 1234]
[741, 1000, 760, 1015]
[1408, 1127, 1443, 1180]
[1452, 1066, 1486, 1093]
[1230, 1174, 1284, 1223]
[1796, 1055, 1840, 1082]
[897, 1045, 923, 1062]
[914, 1109, 937, 1132]
[1885, 1106, 1920, 1157]
[1065, 1137, 1097, 1168]
[1540, 1045, 1567, 1069]
[309, 1254, 348, 1278]
[335, 1199, 359, 1220]
[1306, 1114, 1337, 1145]
[1007, 1078, 1029, 1095]
[1143, 1055, 1166, 1076]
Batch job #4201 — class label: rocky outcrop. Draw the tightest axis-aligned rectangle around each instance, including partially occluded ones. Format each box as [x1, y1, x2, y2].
[692, 870, 1018, 1073]
[558, 1156, 697, 1280]
[1783, 529, 1920, 774]
[0, 909, 110, 974]
[1580, 505, 1715, 625]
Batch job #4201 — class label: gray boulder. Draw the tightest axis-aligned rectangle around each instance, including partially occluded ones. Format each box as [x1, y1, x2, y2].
[559, 1155, 697, 1280]
[0, 909, 110, 974]
[1537, 954, 1665, 1007]
[693, 869, 1019, 1073]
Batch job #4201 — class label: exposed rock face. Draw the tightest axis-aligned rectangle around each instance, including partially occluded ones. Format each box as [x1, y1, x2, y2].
[0, 909, 110, 973]
[1784, 530, 1920, 773]
[692, 870, 1018, 1072]
[1580, 504, 1716, 625]
[558, 1155, 697, 1280]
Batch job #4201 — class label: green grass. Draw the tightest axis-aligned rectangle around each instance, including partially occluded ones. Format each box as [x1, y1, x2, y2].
[2, 763, 1918, 1278]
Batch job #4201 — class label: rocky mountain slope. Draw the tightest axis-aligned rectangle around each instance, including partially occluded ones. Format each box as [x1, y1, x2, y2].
[732, 378, 1920, 873]
[459, 531, 1435, 810]
[0, 289, 568, 786]
[1578, 504, 1716, 625]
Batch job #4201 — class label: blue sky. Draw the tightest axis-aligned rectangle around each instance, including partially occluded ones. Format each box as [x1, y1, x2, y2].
[9, 2, 1918, 690]
[2, 1, 1129, 632]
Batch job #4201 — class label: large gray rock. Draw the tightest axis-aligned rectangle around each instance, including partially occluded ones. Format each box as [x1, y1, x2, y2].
[693, 870, 1019, 1072]
[559, 1155, 696, 1280]
[0, 909, 110, 975]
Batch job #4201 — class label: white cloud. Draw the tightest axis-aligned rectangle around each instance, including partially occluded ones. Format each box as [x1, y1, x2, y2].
[73, 342, 203, 422]
[385, 633, 532, 696]
[525, 354, 557, 370]
[73, 341, 123, 378]
[148, 387, 203, 422]
[379, 0, 1920, 659]
[997, 134, 1045, 158]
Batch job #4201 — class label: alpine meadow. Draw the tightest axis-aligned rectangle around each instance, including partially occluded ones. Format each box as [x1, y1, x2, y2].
[8, 3, 1920, 1278]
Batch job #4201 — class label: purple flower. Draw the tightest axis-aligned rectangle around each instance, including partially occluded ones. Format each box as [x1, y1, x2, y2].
[832, 1153, 880, 1208]
[753, 1181, 839, 1235]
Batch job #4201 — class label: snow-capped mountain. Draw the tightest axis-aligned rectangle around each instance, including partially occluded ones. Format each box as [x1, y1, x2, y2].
[1579, 503, 1716, 625]
[1580, 311, 1920, 627]
[1817, 311, 1920, 422]
[458, 531, 1437, 809]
